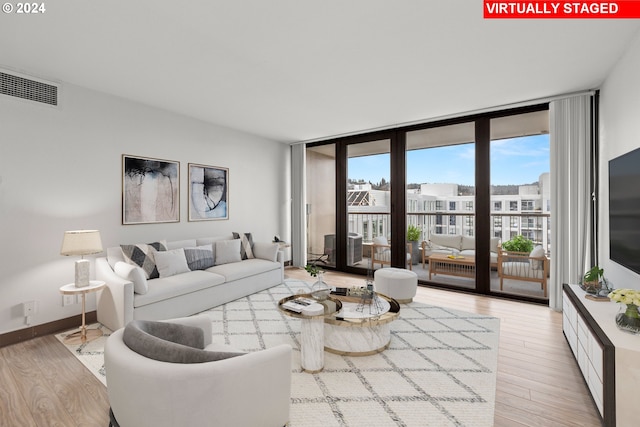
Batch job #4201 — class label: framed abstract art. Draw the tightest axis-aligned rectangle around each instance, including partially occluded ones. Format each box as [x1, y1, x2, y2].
[122, 155, 180, 224]
[188, 163, 229, 221]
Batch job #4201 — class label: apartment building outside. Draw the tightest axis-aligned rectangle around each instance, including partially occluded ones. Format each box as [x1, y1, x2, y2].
[347, 173, 550, 253]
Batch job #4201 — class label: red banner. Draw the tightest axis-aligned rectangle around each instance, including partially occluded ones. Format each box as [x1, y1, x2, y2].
[484, 1, 640, 18]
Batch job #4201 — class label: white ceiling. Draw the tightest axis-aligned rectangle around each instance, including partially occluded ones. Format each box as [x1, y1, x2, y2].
[1, 1, 638, 143]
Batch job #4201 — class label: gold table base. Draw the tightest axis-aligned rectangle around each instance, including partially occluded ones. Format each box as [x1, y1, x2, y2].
[64, 328, 103, 345]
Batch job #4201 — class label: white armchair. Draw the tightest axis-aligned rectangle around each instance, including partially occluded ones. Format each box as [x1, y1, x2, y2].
[105, 315, 292, 427]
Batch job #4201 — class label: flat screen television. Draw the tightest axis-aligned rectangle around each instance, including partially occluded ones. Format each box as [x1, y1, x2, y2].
[609, 147, 640, 275]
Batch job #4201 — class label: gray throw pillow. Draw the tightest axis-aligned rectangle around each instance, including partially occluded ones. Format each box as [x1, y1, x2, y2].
[183, 244, 215, 270]
[123, 320, 245, 364]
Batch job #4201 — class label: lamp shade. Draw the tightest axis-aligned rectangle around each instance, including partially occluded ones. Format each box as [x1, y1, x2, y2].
[60, 230, 103, 256]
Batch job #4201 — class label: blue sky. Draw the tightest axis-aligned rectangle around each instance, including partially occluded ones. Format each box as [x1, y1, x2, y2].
[348, 134, 550, 186]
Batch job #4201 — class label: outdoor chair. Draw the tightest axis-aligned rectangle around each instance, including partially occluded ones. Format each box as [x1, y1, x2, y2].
[371, 236, 413, 270]
[497, 246, 549, 297]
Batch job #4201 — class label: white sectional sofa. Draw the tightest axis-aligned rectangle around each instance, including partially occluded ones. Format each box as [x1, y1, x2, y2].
[420, 234, 500, 267]
[96, 235, 283, 332]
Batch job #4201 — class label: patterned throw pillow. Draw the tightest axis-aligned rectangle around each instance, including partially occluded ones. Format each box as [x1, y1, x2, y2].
[121, 241, 167, 279]
[183, 244, 215, 270]
[232, 232, 254, 260]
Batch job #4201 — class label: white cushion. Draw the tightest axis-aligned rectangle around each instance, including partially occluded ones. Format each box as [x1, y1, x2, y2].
[530, 245, 545, 270]
[154, 248, 191, 278]
[502, 262, 546, 278]
[461, 236, 475, 251]
[134, 271, 225, 308]
[114, 261, 148, 295]
[215, 239, 242, 265]
[489, 237, 500, 254]
[196, 235, 233, 261]
[429, 234, 462, 250]
[207, 258, 280, 282]
[253, 242, 279, 262]
[373, 236, 389, 255]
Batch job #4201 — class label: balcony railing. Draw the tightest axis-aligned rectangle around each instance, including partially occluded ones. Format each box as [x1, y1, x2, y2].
[346, 211, 551, 254]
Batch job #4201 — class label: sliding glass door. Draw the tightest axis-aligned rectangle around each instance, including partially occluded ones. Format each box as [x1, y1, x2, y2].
[306, 144, 336, 268]
[347, 139, 391, 272]
[405, 122, 478, 290]
[490, 110, 550, 301]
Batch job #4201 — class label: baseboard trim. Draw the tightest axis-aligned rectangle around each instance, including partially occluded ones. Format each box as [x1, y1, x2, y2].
[0, 311, 97, 348]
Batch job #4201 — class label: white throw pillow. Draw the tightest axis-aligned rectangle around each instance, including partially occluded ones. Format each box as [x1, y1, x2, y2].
[154, 248, 191, 278]
[114, 261, 148, 295]
[263, 243, 279, 262]
[489, 237, 500, 254]
[461, 236, 475, 251]
[215, 239, 242, 265]
[429, 234, 462, 250]
[529, 245, 545, 270]
[372, 236, 389, 255]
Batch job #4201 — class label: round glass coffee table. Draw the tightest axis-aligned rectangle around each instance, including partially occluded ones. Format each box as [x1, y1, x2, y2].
[279, 292, 400, 369]
[323, 292, 400, 356]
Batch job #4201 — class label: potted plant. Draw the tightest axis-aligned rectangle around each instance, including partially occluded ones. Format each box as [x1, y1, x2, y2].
[501, 235, 534, 253]
[407, 225, 421, 265]
[304, 263, 321, 277]
[583, 265, 605, 294]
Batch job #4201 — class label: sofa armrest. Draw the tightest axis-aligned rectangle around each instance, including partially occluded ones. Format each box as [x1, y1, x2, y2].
[96, 257, 134, 331]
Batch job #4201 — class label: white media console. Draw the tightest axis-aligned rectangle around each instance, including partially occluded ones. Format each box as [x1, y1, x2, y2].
[562, 283, 640, 426]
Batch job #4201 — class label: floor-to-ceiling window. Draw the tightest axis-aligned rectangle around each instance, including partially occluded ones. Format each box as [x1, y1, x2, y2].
[304, 105, 550, 303]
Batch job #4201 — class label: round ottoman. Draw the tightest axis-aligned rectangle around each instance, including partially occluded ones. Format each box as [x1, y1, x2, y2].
[374, 268, 418, 303]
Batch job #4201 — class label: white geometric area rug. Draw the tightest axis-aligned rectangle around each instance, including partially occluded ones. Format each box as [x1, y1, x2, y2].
[56, 280, 500, 427]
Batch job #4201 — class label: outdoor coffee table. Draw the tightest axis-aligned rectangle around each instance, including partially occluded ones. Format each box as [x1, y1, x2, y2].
[428, 253, 476, 280]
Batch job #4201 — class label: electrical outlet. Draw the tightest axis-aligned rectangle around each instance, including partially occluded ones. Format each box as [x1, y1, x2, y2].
[62, 294, 75, 306]
[23, 300, 37, 316]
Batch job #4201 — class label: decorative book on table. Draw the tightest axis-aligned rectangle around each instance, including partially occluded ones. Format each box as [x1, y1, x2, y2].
[282, 297, 318, 313]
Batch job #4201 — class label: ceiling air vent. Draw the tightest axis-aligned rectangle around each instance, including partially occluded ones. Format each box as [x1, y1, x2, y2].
[0, 71, 58, 106]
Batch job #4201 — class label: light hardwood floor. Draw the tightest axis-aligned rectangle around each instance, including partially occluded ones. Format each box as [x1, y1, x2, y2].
[0, 268, 601, 427]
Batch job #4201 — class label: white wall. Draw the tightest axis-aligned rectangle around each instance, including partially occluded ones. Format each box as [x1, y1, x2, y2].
[0, 82, 290, 334]
[599, 30, 640, 291]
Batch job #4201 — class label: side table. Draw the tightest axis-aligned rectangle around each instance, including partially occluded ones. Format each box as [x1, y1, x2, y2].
[59, 280, 106, 344]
